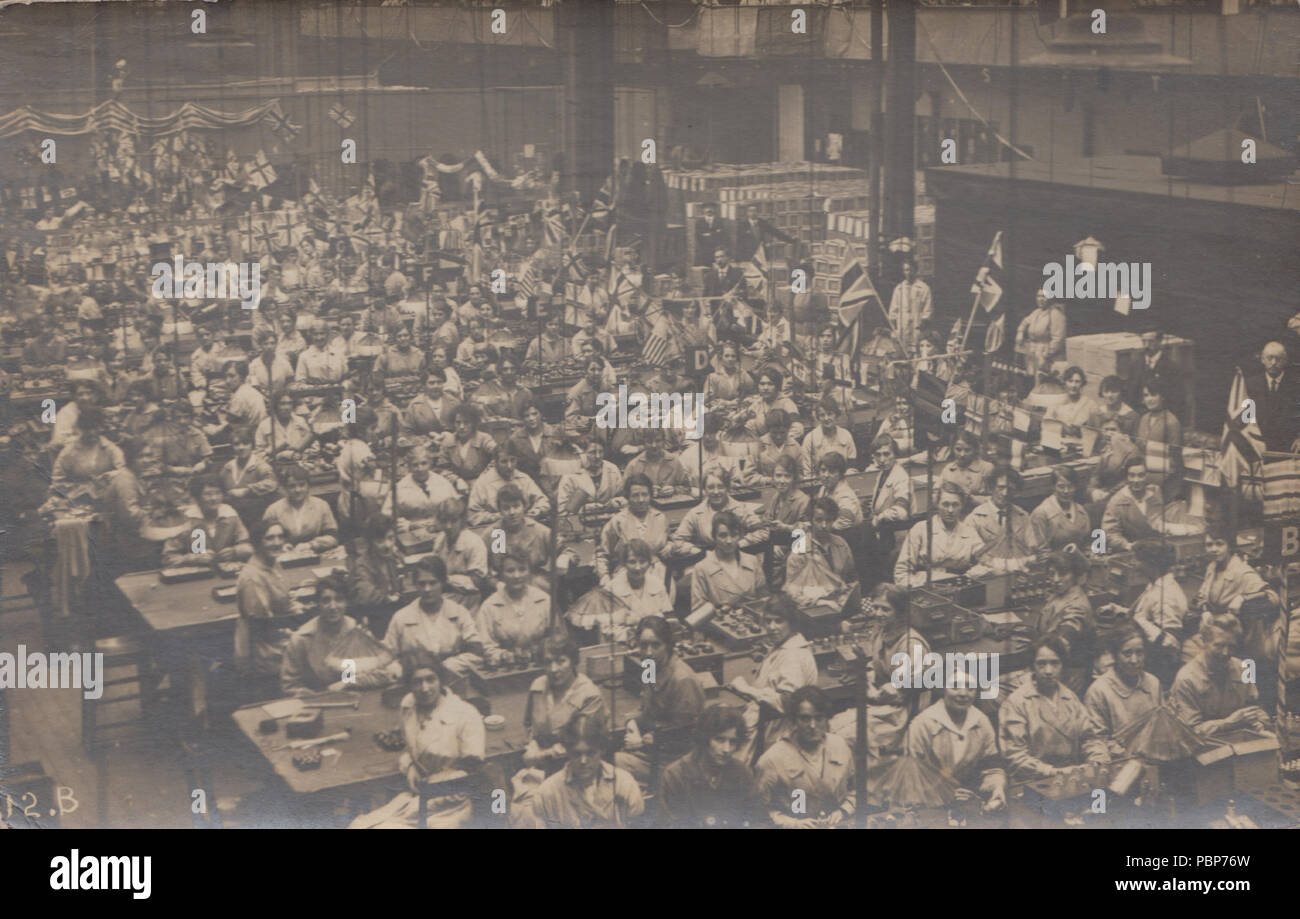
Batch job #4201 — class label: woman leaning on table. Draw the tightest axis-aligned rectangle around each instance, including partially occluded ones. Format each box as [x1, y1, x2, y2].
[688, 510, 768, 629]
[1170, 613, 1272, 740]
[350, 651, 487, 829]
[235, 518, 300, 679]
[262, 463, 339, 553]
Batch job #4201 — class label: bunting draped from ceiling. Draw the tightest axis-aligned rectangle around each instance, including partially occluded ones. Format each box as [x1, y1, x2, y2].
[0, 99, 295, 138]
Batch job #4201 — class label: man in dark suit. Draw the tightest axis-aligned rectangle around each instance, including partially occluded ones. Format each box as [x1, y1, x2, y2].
[1243, 341, 1300, 454]
[694, 203, 725, 267]
[703, 249, 746, 299]
[734, 204, 795, 264]
[1127, 329, 1187, 422]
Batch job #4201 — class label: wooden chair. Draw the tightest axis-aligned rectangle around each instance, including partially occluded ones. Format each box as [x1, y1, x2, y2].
[415, 769, 477, 828]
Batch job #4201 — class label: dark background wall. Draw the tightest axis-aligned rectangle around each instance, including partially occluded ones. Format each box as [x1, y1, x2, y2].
[927, 162, 1300, 428]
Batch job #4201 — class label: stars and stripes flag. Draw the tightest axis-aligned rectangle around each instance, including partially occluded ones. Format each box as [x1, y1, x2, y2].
[329, 104, 356, 129]
[1218, 366, 1267, 489]
[971, 230, 1006, 353]
[516, 259, 538, 299]
[642, 328, 672, 367]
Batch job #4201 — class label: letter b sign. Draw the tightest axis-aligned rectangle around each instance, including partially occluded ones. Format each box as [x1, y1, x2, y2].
[1265, 524, 1300, 563]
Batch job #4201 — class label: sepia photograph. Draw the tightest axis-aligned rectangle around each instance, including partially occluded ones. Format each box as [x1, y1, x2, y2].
[0, 0, 1296, 882]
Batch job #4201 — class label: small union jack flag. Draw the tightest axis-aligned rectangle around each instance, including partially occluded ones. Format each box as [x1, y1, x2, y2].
[264, 108, 301, 141]
[329, 104, 356, 129]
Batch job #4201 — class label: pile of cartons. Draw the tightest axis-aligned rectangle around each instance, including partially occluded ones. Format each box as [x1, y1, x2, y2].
[825, 202, 936, 277]
[1064, 332, 1195, 399]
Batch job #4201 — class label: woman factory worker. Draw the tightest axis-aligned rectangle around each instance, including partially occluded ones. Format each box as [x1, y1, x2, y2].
[616, 615, 705, 784]
[894, 481, 984, 588]
[519, 634, 608, 778]
[1095, 541, 1187, 685]
[1014, 290, 1066, 378]
[658, 704, 766, 828]
[235, 519, 301, 680]
[999, 638, 1113, 781]
[515, 714, 645, 829]
[369, 555, 484, 681]
[1084, 625, 1163, 740]
[596, 473, 670, 586]
[280, 572, 387, 695]
[350, 651, 487, 829]
[687, 511, 767, 628]
[756, 687, 856, 829]
[1171, 614, 1272, 740]
[904, 669, 1007, 814]
[262, 464, 339, 553]
[478, 547, 553, 666]
[668, 468, 768, 563]
[382, 443, 459, 526]
[727, 594, 818, 761]
[937, 430, 994, 505]
[1029, 465, 1090, 553]
[1034, 549, 1096, 696]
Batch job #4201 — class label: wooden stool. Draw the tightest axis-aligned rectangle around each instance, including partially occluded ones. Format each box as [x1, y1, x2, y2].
[81, 634, 167, 753]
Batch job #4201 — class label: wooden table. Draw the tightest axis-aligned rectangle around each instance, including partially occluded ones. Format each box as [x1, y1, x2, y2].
[231, 680, 641, 800]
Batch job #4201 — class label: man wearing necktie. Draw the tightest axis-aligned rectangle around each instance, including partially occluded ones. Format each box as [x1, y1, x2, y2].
[695, 203, 725, 267]
[1244, 342, 1300, 454]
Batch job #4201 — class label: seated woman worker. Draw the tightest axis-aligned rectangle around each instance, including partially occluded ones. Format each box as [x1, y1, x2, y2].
[280, 572, 388, 695]
[904, 668, 1007, 814]
[350, 651, 489, 829]
[1171, 613, 1273, 740]
[998, 637, 1114, 781]
[513, 713, 645, 829]
[615, 615, 705, 785]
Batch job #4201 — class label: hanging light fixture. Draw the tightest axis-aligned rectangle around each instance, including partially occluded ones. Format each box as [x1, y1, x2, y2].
[1025, 13, 1191, 71]
[1073, 236, 1103, 269]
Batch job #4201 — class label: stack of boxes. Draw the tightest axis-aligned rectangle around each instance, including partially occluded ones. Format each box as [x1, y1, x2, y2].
[824, 202, 936, 278]
[1063, 332, 1195, 401]
[670, 162, 867, 269]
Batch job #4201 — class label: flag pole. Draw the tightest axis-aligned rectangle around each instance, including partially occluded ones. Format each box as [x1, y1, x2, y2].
[958, 287, 983, 354]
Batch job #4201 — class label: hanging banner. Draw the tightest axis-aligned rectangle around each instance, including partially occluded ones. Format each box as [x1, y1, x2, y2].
[0, 99, 298, 138]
